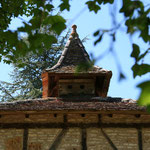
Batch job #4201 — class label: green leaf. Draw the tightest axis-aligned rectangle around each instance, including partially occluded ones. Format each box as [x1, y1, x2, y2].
[59, 0, 70, 11]
[31, 8, 43, 16]
[43, 35, 57, 49]
[138, 48, 150, 61]
[119, 72, 126, 81]
[35, 0, 44, 8]
[131, 44, 140, 61]
[94, 33, 103, 45]
[29, 17, 42, 29]
[93, 30, 100, 36]
[132, 64, 150, 78]
[3, 59, 12, 64]
[138, 81, 150, 106]
[96, 0, 102, 5]
[43, 15, 66, 35]
[86, 1, 101, 13]
[125, 19, 136, 34]
[103, 0, 114, 4]
[43, 15, 66, 26]
[146, 105, 150, 113]
[45, 4, 54, 11]
[120, 0, 143, 17]
[120, 0, 133, 17]
[95, 0, 114, 5]
[51, 22, 66, 35]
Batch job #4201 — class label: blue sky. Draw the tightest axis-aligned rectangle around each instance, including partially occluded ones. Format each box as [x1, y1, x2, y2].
[0, 0, 149, 100]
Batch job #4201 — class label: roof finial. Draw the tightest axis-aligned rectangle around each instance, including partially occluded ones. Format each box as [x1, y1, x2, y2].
[72, 24, 77, 34]
[69, 24, 78, 39]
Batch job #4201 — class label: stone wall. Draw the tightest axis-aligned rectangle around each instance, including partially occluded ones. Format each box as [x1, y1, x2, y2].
[0, 129, 23, 150]
[0, 112, 150, 150]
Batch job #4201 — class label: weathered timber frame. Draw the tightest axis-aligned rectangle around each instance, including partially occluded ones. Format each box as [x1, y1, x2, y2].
[0, 122, 150, 129]
[0, 112, 147, 150]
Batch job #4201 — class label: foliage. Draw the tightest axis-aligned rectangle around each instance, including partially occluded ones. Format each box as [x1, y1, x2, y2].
[0, 0, 150, 107]
[138, 81, 150, 107]
[0, 0, 66, 63]
[0, 32, 69, 101]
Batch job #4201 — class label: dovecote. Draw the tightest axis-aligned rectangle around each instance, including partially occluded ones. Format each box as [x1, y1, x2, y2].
[42, 25, 112, 98]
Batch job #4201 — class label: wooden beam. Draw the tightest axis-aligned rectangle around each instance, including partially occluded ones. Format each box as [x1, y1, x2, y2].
[101, 128, 117, 150]
[81, 128, 87, 150]
[0, 110, 148, 115]
[101, 73, 112, 97]
[48, 73, 108, 76]
[23, 128, 28, 150]
[49, 128, 68, 150]
[98, 114, 102, 125]
[0, 123, 150, 129]
[63, 114, 67, 123]
[137, 127, 143, 150]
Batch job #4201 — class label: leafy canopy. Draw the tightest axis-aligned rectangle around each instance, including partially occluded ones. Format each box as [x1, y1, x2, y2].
[0, 0, 66, 63]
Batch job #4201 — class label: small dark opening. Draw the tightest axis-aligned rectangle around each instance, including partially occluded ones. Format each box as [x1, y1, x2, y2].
[25, 114, 29, 118]
[54, 114, 57, 118]
[135, 114, 141, 118]
[0, 115, 2, 118]
[81, 114, 85, 117]
[98, 114, 101, 123]
[80, 85, 85, 89]
[98, 114, 101, 119]
[108, 114, 113, 118]
[64, 114, 67, 122]
[68, 85, 72, 89]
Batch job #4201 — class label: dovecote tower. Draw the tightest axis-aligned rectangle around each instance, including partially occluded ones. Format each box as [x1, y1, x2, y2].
[0, 25, 150, 150]
[42, 25, 112, 98]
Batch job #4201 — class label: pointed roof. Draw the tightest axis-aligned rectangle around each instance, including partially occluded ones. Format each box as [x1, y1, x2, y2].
[55, 25, 91, 67]
[45, 25, 111, 74]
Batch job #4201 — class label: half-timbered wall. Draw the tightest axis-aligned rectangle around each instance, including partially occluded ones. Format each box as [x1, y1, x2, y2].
[0, 112, 150, 150]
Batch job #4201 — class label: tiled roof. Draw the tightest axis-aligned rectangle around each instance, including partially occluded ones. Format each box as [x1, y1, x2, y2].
[45, 25, 111, 74]
[0, 97, 145, 111]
